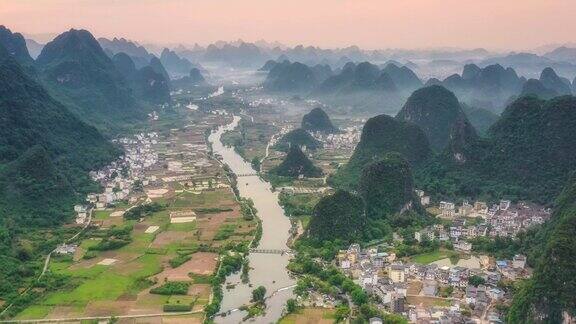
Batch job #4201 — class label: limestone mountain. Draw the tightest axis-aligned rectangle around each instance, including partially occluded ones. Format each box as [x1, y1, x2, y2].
[171, 68, 208, 89]
[437, 64, 524, 112]
[461, 63, 481, 80]
[308, 190, 366, 241]
[98, 37, 154, 68]
[112, 52, 170, 104]
[396, 85, 476, 152]
[259, 59, 278, 71]
[520, 78, 559, 99]
[263, 61, 317, 93]
[539, 67, 572, 95]
[381, 63, 423, 93]
[270, 146, 322, 178]
[0, 43, 119, 225]
[274, 128, 322, 152]
[330, 114, 431, 189]
[301, 107, 339, 133]
[544, 46, 576, 63]
[36, 29, 143, 129]
[317, 62, 398, 94]
[483, 95, 576, 201]
[460, 104, 499, 136]
[160, 48, 196, 77]
[358, 153, 421, 220]
[310, 64, 333, 84]
[314, 62, 403, 113]
[419, 95, 576, 203]
[0, 25, 33, 66]
[149, 57, 171, 82]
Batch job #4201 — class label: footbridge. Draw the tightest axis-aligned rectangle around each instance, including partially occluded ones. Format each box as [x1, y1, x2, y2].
[249, 248, 293, 255]
[236, 173, 259, 177]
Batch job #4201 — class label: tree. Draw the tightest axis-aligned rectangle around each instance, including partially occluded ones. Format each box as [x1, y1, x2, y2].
[286, 298, 297, 313]
[334, 305, 350, 322]
[351, 288, 368, 305]
[468, 275, 486, 287]
[251, 286, 266, 303]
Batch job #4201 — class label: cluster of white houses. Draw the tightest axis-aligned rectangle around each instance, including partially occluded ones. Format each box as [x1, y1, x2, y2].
[310, 126, 362, 151]
[337, 244, 528, 322]
[435, 199, 551, 239]
[73, 133, 160, 224]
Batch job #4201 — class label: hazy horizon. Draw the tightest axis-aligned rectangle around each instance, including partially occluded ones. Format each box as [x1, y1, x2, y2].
[2, 0, 576, 51]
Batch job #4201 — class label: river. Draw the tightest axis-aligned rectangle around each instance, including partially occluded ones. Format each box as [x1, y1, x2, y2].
[208, 115, 295, 323]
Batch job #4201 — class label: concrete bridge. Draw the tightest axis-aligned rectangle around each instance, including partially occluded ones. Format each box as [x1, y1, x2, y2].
[236, 173, 258, 177]
[249, 248, 293, 255]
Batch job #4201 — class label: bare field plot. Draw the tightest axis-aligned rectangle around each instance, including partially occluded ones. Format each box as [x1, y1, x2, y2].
[154, 252, 218, 281]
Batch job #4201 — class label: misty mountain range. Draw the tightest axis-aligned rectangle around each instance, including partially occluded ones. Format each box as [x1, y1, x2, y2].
[23, 34, 576, 82]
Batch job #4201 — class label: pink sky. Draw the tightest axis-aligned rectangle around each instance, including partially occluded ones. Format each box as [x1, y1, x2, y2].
[1, 0, 575, 50]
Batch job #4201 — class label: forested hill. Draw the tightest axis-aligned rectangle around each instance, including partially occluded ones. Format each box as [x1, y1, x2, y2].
[274, 128, 322, 152]
[358, 153, 423, 220]
[507, 173, 576, 323]
[0, 42, 120, 226]
[112, 52, 170, 104]
[396, 85, 476, 152]
[0, 26, 33, 66]
[330, 114, 431, 189]
[301, 107, 339, 134]
[271, 146, 323, 178]
[417, 95, 576, 203]
[36, 29, 145, 130]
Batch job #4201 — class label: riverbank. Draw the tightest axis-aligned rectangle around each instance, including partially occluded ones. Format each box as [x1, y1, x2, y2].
[208, 115, 295, 323]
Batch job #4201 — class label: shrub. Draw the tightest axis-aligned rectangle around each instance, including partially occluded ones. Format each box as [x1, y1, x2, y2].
[150, 281, 190, 295]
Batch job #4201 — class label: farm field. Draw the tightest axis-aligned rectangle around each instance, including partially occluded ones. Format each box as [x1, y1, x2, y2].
[279, 307, 337, 324]
[13, 115, 257, 321]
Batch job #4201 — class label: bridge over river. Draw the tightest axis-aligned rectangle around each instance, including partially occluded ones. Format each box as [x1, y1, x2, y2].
[235, 173, 258, 177]
[249, 248, 293, 255]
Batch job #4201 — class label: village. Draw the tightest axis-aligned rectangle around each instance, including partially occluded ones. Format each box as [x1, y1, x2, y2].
[28, 106, 264, 322]
[426, 193, 551, 241]
[334, 241, 528, 323]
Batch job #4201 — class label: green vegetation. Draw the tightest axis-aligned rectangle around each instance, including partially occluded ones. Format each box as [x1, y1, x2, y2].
[461, 104, 500, 135]
[264, 61, 318, 93]
[270, 146, 323, 178]
[417, 95, 576, 204]
[330, 114, 431, 189]
[279, 192, 321, 217]
[411, 249, 455, 264]
[396, 85, 473, 151]
[150, 281, 190, 295]
[288, 254, 407, 323]
[274, 128, 322, 152]
[508, 174, 576, 322]
[286, 298, 298, 313]
[163, 303, 192, 312]
[239, 198, 256, 221]
[169, 255, 192, 268]
[468, 275, 486, 287]
[214, 224, 236, 241]
[301, 107, 339, 133]
[359, 153, 422, 220]
[308, 190, 366, 242]
[204, 253, 244, 318]
[36, 29, 146, 129]
[88, 225, 133, 251]
[251, 286, 266, 303]
[123, 202, 165, 220]
[0, 42, 119, 226]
